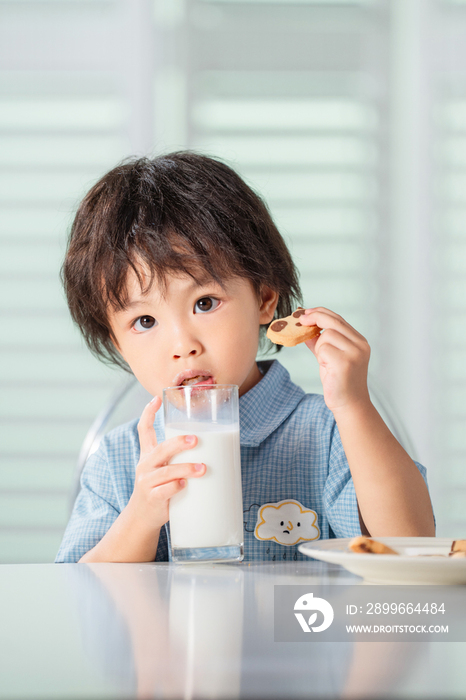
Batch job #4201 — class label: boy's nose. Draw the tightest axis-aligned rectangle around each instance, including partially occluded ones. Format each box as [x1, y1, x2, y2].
[173, 348, 198, 359]
[172, 335, 203, 360]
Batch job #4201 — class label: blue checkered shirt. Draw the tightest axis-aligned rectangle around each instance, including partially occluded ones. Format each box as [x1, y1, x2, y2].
[56, 360, 429, 563]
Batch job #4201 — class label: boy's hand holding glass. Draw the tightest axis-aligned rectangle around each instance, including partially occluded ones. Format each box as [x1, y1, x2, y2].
[300, 307, 371, 417]
[128, 396, 206, 531]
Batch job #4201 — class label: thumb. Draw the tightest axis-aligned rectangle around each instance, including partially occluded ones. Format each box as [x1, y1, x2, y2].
[137, 396, 162, 456]
[304, 335, 319, 357]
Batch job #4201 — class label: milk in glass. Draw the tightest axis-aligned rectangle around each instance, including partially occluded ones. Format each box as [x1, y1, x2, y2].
[165, 423, 243, 549]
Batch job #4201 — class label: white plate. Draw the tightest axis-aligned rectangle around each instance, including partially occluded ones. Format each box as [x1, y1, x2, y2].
[298, 537, 466, 585]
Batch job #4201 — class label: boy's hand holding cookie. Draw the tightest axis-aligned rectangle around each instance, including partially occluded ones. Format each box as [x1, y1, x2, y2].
[128, 396, 206, 531]
[300, 307, 371, 416]
[268, 306, 371, 416]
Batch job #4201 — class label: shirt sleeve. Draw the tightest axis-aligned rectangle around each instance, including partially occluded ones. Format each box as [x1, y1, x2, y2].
[323, 422, 432, 539]
[55, 435, 169, 563]
[55, 442, 122, 563]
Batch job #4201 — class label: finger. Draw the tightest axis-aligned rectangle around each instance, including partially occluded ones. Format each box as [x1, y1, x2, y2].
[315, 341, 346, 367]
[314, 328, 360, 356]
[305, 330, 361, 361]
[140, 461, 206, 487]
[137, 396, 162, 456]
[301, 308, 367, 345]
[301, 307, 350, 330]
[304, 334, 320, 356]
[143, 433, 199, 469]
[149, 478, 188, 508]
[304, 326, 353, 357]
[304, 306, 342, 321]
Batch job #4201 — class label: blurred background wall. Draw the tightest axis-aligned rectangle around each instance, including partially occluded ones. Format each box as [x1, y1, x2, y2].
[0, 0, 464, 562]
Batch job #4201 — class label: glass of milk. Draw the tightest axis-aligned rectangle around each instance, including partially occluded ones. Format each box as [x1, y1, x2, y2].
[163, 384, 244, 563]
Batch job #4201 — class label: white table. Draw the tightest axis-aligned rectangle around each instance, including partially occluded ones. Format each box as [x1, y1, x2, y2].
[0, 560, 465, 699]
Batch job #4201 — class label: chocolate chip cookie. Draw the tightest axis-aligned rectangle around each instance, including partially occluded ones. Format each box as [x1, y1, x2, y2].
[266, 307, 322, 347]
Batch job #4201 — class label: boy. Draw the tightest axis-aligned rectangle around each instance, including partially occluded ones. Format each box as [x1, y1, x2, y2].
[56, 151, 434, 563]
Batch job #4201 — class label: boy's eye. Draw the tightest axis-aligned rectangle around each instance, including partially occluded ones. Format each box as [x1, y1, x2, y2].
[194, 296, 220, 313]
[133, 315, 157, 332]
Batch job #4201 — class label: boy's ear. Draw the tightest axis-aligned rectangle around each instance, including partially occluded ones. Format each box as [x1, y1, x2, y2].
[259, 286, 279, 324]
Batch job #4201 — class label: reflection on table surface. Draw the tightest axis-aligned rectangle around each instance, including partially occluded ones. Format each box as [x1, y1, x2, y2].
[0, 560, 464, 699]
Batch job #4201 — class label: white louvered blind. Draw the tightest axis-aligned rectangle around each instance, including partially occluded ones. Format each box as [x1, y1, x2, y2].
[432, 0, 466, 534]
[0, 0, 154, 562]
[186, 0, 385, 395]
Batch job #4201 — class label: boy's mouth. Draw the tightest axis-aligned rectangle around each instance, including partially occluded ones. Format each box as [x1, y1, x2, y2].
[181, 375, 214, 387]
[174, 370, 215, 387]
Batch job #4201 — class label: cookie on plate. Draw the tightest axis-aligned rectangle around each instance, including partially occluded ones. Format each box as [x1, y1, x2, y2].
[266, 307, 322, 347]
[349, 536, 398, 555]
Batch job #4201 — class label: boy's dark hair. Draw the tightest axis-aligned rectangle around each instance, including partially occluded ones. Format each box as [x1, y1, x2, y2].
[62, 151, 302, 371]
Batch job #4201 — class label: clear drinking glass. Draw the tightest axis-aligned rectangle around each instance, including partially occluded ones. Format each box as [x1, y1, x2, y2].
[163, 384, 244, 563]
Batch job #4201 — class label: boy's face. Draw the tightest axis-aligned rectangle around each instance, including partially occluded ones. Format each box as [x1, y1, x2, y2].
[108, 269, 278, 398]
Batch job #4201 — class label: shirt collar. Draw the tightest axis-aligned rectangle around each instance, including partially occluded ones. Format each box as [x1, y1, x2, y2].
[239, 359, 305, 447]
